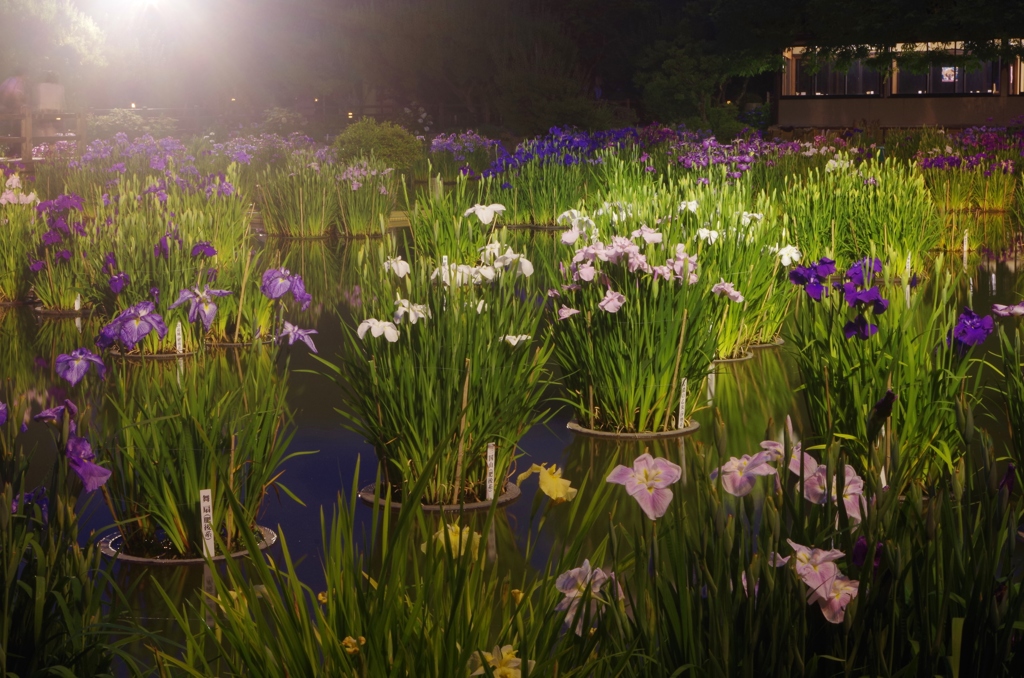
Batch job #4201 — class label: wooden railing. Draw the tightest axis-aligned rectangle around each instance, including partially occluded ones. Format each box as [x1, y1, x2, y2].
[0, 110, 85, 162]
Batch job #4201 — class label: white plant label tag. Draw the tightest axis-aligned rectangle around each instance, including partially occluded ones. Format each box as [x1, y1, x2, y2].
[175, 321, 184, 354]
[486, 443, 496, 501]
[962, 231, 969, 269]
[991, 272, 997, 294]
[200, 489, 215, 558]
[678, 378, 688, 429]
[73, 293, 81, 311]
[706, 370, 716, 404]
[75, 316, 82, 334]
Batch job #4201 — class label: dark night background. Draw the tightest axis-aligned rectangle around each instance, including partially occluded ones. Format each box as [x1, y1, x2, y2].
[1, 0, 1023, 135]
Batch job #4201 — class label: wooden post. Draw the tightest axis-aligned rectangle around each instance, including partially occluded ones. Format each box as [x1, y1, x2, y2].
[75, 112, 86, 156]
[20, 109, 31, 162]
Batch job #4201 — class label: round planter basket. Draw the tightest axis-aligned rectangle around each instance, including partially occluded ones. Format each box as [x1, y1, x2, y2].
[358, 482, 522, 513]
[111, 349, 197, 361]
[566, 419, 700, 440]
[750, 336, 785, 350]
[97, 525, 277, 566]
[206, 337, 275, 349]
[31, 306, 93, 318]
[713, 350, 754, 365]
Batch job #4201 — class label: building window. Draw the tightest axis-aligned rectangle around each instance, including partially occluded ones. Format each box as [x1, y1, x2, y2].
[793, 58, 881, 96]
[897, 59, 1000, 94]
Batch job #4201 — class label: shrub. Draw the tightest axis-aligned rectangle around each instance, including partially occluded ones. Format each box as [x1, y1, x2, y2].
[89, 109, 178, 139]
[260, 107, 308, 135]
[333, 118, 422, 172]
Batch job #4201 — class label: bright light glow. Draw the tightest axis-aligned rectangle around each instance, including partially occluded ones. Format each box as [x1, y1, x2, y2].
[130, 102, 136, 109]
[347, 111, 353, 119]
[314, 98, 319, 102]
[231, 98, 236, 102]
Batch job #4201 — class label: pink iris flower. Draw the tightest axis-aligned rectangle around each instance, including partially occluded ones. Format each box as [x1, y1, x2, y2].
[606, 453, 682, 520]
[710, 450, 778, 497]
[788, 450, 866, 522]
[599, 289, 626, 313]
[772, 540, 858, 622]
[817, 574, 860, 623]
[557, 305, 581, 321]
[993, 302, 1024, 317]
[576, 263, 597, 282]
[712, 278, 745, 303]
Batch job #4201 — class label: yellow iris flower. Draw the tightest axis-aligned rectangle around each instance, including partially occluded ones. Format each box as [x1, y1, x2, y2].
[517, 463, 578, 503]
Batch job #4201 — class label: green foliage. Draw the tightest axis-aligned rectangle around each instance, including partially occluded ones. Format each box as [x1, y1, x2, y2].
[89, 109, 178, 140]
[317, 239, 552, 505]
[776, 155, 941, 270]
[333, 119, 421, 173]
[259, 155, 339, 238]
[259, 107, 308, 136]
[98, 347, 305, 558]
[0, 0, 107, 74]
[1, 403, 142, 677]
[0, 188, 35, 303]
[787, 259, 977, 475]
[152, 460, 619, 677]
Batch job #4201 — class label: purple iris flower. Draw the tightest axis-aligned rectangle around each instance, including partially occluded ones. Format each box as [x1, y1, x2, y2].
[290, 275, 312, 310]
[279, 321, 318, 353]
[169, 285, 231, 331]
[0, 401, 6, 426]
[260, 268, 312, 310]
[852, 536, 882, 570]
[154, 234, 170, 259]
[12, 488, 48, 523]
[999, 463, 1016, 494]
[109, 272, 131, 295]
[789, 257, 835, 301]
[842, 284, 889, 314]
[96, 301, 169, 350]
[261, 268, 293, 299]
[813, 257, 837, 278]
[846, 258, 882, 287]
[120, 302, 169, 349]
[843, 314, 878, 340]
[55, 348, 107, 386]
[34, 399, 79, 426]
[150, 287, 160, 303]
[28, 257, 45, 272]
[41, 230, 62, 246]
[55, 249, 71, 262]
[101, 251, 118, 274]
[191, 241, 217, 258]
[948, 307, 994, 350]
[54, 193, 84, 212]
[65, 435, 111, 492]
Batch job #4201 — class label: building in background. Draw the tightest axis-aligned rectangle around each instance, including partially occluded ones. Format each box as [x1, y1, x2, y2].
[777, 42, 1023, 128]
